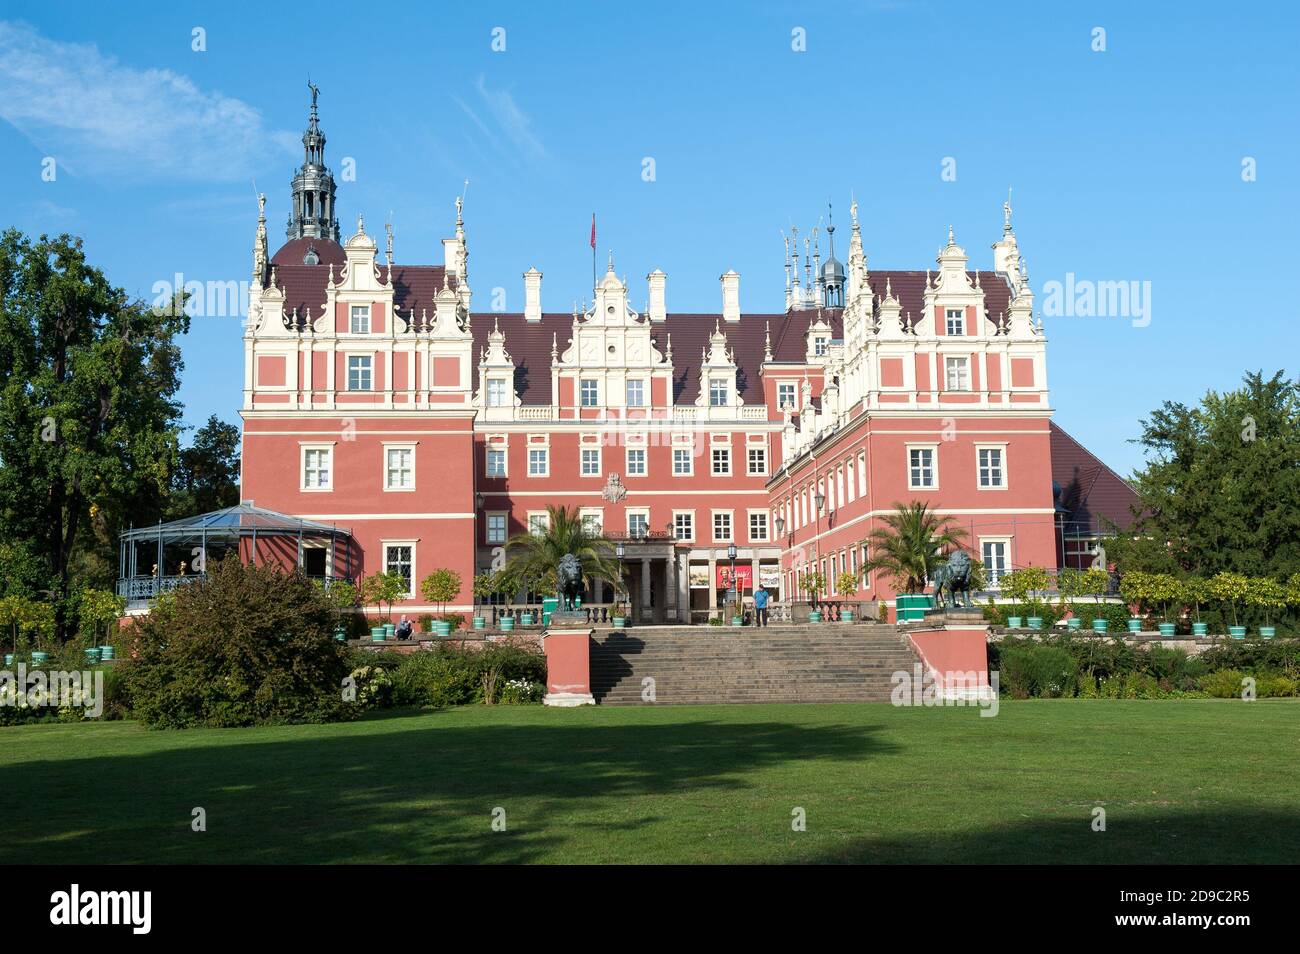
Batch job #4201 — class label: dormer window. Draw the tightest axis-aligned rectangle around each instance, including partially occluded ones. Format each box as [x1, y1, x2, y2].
[814, 337, 829, 356]
[778, 382, 796, 409]
[945, 308, 964, 336]
[350, 305, 370, 334]
[709, 379, 729, 407]
[486, 379, 509, 407]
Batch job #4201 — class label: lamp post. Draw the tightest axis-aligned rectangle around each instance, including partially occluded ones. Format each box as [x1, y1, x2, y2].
[615, 541, 626, 615]
[727, 541, 738, 619]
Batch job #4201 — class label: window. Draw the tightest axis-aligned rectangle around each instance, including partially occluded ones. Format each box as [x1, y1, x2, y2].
[747, 447, 767, 476]
[978, 447, 1005, 488]
[713, 511, 733, 542]
[909, 447, 936, 489]
[626, 448, 646, 476]
[528, 448, 548, 477]
[945, 308, 964, 336]
[673, 512, 694, 540]
[945, 356, 970, 391]
[581, 510, 603, 535]
[487, 379, 508, 407]
[580, 379, 599, 407]
[627, 511, 648, 539]
[350, 305, 370, 334]
[528, 512, 549, 536]
[302, 447, 331, 490]
[486, 513, 507, 544]
[709, 379, 728, 406]
[625, 379, 645, 407]
[581, 448, 601, 476]
[485, 447, 506, 478]
[385, 447, 414, 490]
[347, 355, 372, 391]
[384, 545, 413, 596]
[982, 540, 1009, 587]
[712, 448, 731, 476]
[777, 381, 796, 409]
[671, 448, 691, 475]
[814, 336, 829, 356]
[749, 511, 768, 542]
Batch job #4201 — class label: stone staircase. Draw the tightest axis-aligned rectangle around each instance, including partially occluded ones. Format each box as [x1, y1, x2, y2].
[589, 624, 918, 705]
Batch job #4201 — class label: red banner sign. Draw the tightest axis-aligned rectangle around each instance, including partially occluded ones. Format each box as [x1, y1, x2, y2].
[716, 564, 753, 591]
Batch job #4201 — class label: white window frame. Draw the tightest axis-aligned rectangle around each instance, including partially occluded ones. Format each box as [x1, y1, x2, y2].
[528, 447, 549, 477]
[748, 510, 769, 543]
[945, 307, 964, 336]
[346, 354, 373, 392]
[580, 447, 602, 477]
[527, 511, 549, 537]
[350, 304, 371, 334]
[383, 442, 417, 492]
[777, 381, 796, 409]
[381, 540, 416, 598]
[486, 378, 509, 407]
[485, 445, 508, 478]
[485, 512, 508, 545]
[580, 378, 599, 407]
[945, 355, 970, 392]
[709, 378, 729, 407]
[300, 442, 334, 492]
[626, 508, 650, 539]
[580, 508, 604, 535]
[981, 538, 1011, 588]
[626, 447, 647, 476]
[672, 510, 695, 541]
[712, 510, 734, 543]
[711, 447, 731, 476]
[907, 444, 938, 490]
[625, 378, 645, 407]
[976, 443, 1008, 490]
[672, 447, 693, 476]
[747, 446, 767, 476]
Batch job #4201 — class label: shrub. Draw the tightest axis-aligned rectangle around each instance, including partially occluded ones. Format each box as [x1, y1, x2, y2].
[1200, 669, 1251, 699]
[392, 640, 547, 707]
[120, 557, 354, 728]
[1257, 674, 1299, 698]
[997, 644, 1078, 698]
[346, 665, 394, 710]
[983, 600, 1063, 628]
[498, 677, 545, 704]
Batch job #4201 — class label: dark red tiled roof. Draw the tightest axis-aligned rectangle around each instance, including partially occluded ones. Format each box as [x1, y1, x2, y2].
[271, 238, 346, 268]
[1050, 422, 1141, 535]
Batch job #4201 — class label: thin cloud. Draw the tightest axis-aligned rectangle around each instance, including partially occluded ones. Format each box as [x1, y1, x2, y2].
[0, 20, 297, 182]
[449, 75, 547, 162]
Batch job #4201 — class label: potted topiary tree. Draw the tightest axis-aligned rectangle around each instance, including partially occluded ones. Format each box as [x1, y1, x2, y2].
[420, 569, 463, 636]
[1081, 567, 1113, 632]
[1208, 572, 1250, 638]
[800, 570, 827, 622]
[836, 572, 859, 622]
[1249, 576, 1285, 639]
[1056, 568, 1086, 630]
[78, 587, 126, 661]
[1149, 572, 1181, 637]
[360, 572, 407, 639]
[317, 579, 358, 641]
[472, 572, 498, 629]
[1001, 567, 1049, 629]
[1119, 570, 1151, 633]
[0, 594, 28, 666]
[1181, 576, 1210, 636]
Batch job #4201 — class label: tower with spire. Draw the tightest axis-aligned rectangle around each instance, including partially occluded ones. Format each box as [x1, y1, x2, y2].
[821, 203, 845, 308]
[286, 82, 340, 242]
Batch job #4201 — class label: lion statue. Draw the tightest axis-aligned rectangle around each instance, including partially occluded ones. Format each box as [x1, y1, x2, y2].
[931, 550, 974, 609]
[557, 553, 584, 611]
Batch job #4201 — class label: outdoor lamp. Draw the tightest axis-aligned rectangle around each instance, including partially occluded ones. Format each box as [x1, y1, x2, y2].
[774, 516, 785, 537]
[615, 542, 626, 559]
[814, 491, 826, 513]
[727, 543, 737, 561]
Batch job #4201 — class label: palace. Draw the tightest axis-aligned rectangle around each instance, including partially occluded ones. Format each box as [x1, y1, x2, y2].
[231, 93, 1135, 623]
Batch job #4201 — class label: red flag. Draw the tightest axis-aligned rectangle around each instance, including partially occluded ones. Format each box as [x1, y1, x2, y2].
[590, 213, 596, 250]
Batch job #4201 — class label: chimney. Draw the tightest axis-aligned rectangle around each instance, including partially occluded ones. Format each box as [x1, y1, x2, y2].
[647, 269, 667, 322]
[524, 267, 542, 322]
[720, 270, 741, 322]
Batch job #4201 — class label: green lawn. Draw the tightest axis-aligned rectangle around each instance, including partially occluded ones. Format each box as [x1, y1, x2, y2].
[5, 700, 1298, 864]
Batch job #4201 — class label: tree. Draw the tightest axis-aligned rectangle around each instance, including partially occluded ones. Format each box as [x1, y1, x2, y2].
[1208, 572, 1251, 628]
[360, 572, 406, 623]
[501, 505, 621, 598]
[77, 587, 125, 647]
[860, 502, 968, 594]
[1111, 371, 1300, 579]
[169, 416, 240, 518]
[420, 569, 462, 618]
[0, 231, 189, 638]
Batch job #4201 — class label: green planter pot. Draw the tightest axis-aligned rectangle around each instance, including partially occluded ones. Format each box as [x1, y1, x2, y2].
[1092, 619, 1109, 633]
[1127, 619, 1143, 633]
[333, 626, 347, 642]
[3, 653, 13, 666]
[500, 617, 516, 632]
[84, 647, 102, 664]
[808, 611, 823, 623]
[31, 651, 49, 665]
[100, 646, 115, 661]
[519, 613, 535, 626]
[432, 621, 452, 636]
[730, 615, 744, 627]
[1192, 622, 1209, 636]
[1259, 626, 1276, 639]
[383, 623, 396, 639]
[473, 616, 486, 630]
[370, 627, 386, 642]
[1027, 617, 1044, 630]
[1228, 626, 1247, 639]
[612, 617, 627, 628]
[1066, 617, 1082, 630]
[1006, 616, 1023, 629]
[1158, 622, 1176, 637]
[842, 611, 855, 623]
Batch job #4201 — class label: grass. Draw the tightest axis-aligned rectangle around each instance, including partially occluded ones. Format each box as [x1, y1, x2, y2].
[3, 700, 1298, 864]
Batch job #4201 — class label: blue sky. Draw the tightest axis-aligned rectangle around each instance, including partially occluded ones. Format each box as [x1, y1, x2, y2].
[0, 0, 1295, 477]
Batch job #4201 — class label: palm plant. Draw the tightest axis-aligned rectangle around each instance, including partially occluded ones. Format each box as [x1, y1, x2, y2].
[860, 502, 968, 594]
[501, 505, 623, 600]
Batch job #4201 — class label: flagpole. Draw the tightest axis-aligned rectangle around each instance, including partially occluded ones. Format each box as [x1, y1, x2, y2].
[591, 212, 597, 294]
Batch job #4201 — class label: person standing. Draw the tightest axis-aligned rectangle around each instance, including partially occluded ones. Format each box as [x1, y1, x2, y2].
[753, 587, 769, 628]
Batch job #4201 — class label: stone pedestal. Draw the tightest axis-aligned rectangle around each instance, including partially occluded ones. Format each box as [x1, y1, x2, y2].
[541, 627, 595, 706]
